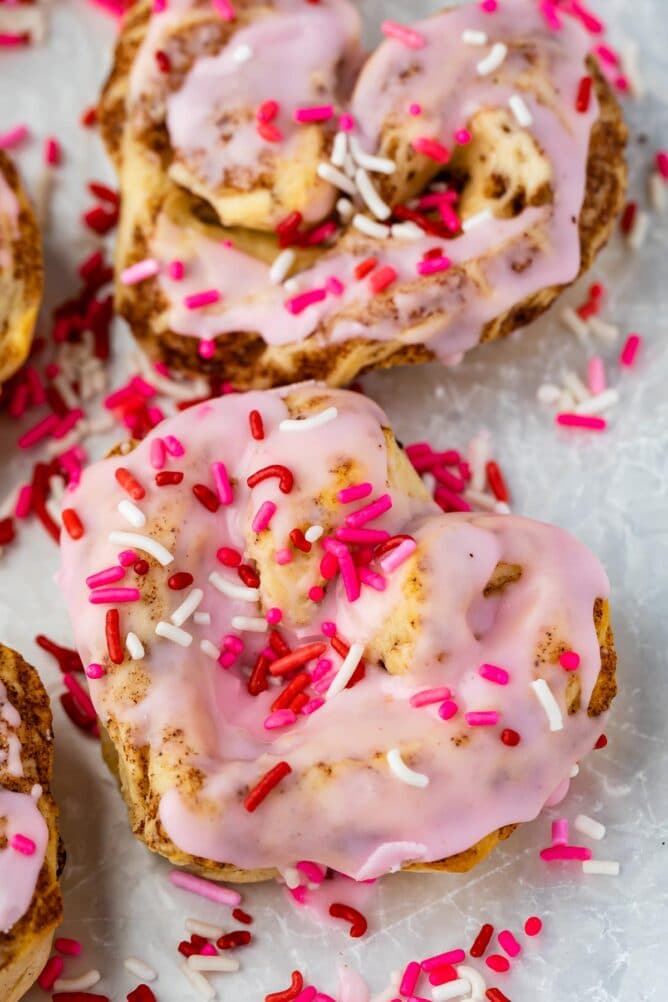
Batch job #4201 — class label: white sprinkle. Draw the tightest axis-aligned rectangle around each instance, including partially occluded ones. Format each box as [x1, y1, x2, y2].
[134, 350, 210, 401]
[462, 28, 488, 45]
[231, 615, 268, 633]
[575, 813, 606, 840]
[495, 501, 511, 515]
[188, 954, 240, 973]
[305, 525, 324, 543]
[180, 961, 215, 1000]
[477, 41, 507, 76]
[627, 210, 649, 250]
[54, 971, 101, 992]
[570, 763, 580, 778]
[317, 162, 357, 196]
[126, 632, 145, 660]
[573, 388, 619, 416]
[432, 978, 473, 1001]
[326, 642, 365, 700]
[186, 918, 225, 939]
[171, 588, 204, 627]
[582, 859, 620, 876]
[456, 965, 486, 999]
[561, 369, 590, 404]
[509, 93, 533, 127]
[279, 407, 338, 432]
[557, 388, 576, 412]
[560, 306, 590, 341]
[232, 43, 253, 63]
[536, 383, 562, 406]
[531, 678, 563, 732]
[349, 137, 396, 175]
[620, 40, 644, 98]
[344, 151, 356, 177]
[124, 956, 157, 981]
[462, 208, 492, 232]
[156, 621, 193, 647]
[200, 639, 219, 659]
[467, 430, 490, 491]
[649, 171, 666, 214]
[588, 316, 619, 344]
[391, 221, 423, 240]
[353, 214, 390, 239]
[355, 168, 392, 220]
[463, 488, 498, 513]
[331, 130, 348, 168]
[269, 249, 296, 286]
[117, 499, 146, 528]
[337, 197, 354, 221]
[209, 571, 259, 602]
[194, 611, 211, 625]
[283, 277, 300, 295]
[282, 866, 301, 889]
[387, 748, 429, 788]
[46, 498, 62, 527]
[109, 531, 174, 566]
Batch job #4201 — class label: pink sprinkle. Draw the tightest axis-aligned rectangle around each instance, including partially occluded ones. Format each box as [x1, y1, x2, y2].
[309, 586, 325, 602]
[595, 43, 618, 65]
[275, 547, 293, 565]
[479, 663, 509, 686]
[55, 937, 82, 956]
[559, 650, 581, 671]
[338, 113, 355, 132]
[88, 587, 141, 604]
[118, 549, 137, 566]
[150, 437, 167, 470]
[358, 567, 386, 592]
[399, 961, 421, 997]
[211, 462, 233, 505]
[338, 482, 373, 504]
[480, 0, 498, 10]
[289, 885, 307, 905]
[301, 697, 325, 715]
[321, 622, 337, 638]
[336, 527, 389, 544]
[380, 538, 416, 574]
[438, 699, 458, 721]
[539, 0, 562, 30]
[345, 493, 392, 529]
[486, 955, 510, 974]
[421, 949, 466, 972]
[169, 870, 242, 906]
[251, 500, 277, 534]
[0, 124, 29, 150]
[10, 833, 36, 855]
[381, 19, 426, 49]
[326, 276, 345, 296]
[199, 338, 215, 359]
[212, 0, 235, 20]
[657, 151, 668, 179]
[620, 333, 642, 368]
[64, 673, 96, 719]
[294, 105, 334, 124]
[285, 288, 327, 315]
[168, 259, 185, 280]
[418, 256, 451, 276]
[14, 485, 33, 519]
[454, 128, 472, 145]
[555, 413, 607, 431]
[410, 687, 452, 708]
[296, 861, 326, 884]
[412, 137, 450, 163]
[223, 635, 244, 654]
[44, 138, 61, 166]
[587, 356, 606, 395]
[328, 542, 360, 603]
[409, 103, 422, 116]
[184, 289, 221, 310]
[540, 845, 592, 861]
[18, 413, 60, 449]
[498, 931, 521, 958]
[312, 658, 332, 682]
[569, 0, 604, 34]
[266, 608, 282, 625]
[38, 956, 64, 991]
[86, 664, 105, 680]
[465, 711, 499, 727]
[164, 435, 185, 457]
[525, 916, 543, 936]
[86, 565, 126, 589]
[219, 650, 238, 669]
[552, 819, 569, 846]
[121, 258, 160, 285]
[264, 709, 297, 730]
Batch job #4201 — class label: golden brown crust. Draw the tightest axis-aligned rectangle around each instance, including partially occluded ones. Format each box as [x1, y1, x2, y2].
[0, 646, 62, 1002]
[0, 151, 43, 385]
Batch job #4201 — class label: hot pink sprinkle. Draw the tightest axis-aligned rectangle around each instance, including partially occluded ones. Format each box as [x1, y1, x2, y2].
[264, 709, 297, 730]
[409, 103, 422, 116]
[88, 587, 141, 604]
[555, 413, 607, 431]
[86, 664, 105, 680]
[479, 663, 509, 686]
[0, 33, 31, 48]
[381, 19, 426, 49]
[294, 105, 334, 123]
[266, 608, 282, 625]
[312, 658, 332, 682]
[454, 128, 472, 145]
[552, 819, 569, 846]
[466, 711, 499, 727]
[569, 0, 604, 34]
[63, 673, 96, 719]
[10, 833, 36, 855]
[587, 356, 606, 395]
[169, 870, 242, 907]
[121, 258, 160, 285]
[223, 635, 244, 654]
[410, 687, 452, 708]
[199, 338, 215, 359]
[339, 113, 355, 132]
[412, 137, 450, 163]
[480, 0, 498, 10]
[326, 276, 345, 296]
[200, 943, 217, 956]
[540, 845, 592, 861]
[285, 288, 327, 315]
[421, 949, 466, 972]
[86, 565, 126, 589]
[595, 43, 618, 65]
[418, 256, 451, 276]
[301, 697, 325, 715]
[559, 650, 581, 671]
[345, 493, 392, 529]
[164, 435, 185, 457]
[539, 0, 562, 30]
[657, 151, 668, 179]
[399, 961, 421, 997]
[620, 333, 642, 367]
[211, 462, 233, 504]
[18, 413, 60, 449]
[212, 0, 235, 20]
[321, 622, 337, 638]
[379, 538, 416, 574]
[168, 259, 185, 280]
[309, 586, 325, 602]
[44, 138, 61, 166]
[275, 548, 293, 565]
[184, 289, 221, 310]
[498, 931, 521, 958]
[55, 937, 82, 956]
[358, 567, 386, 592]
[336, 527, 389, 544]
[439, 700, 458, 721]
[0, 124, 29, 149]
[296, 861, 326, 884]
[323, 539, 360, 602]
[14, 485, 33, 519]
[118, 549, 137, 566]
[338, 482, 373, 504]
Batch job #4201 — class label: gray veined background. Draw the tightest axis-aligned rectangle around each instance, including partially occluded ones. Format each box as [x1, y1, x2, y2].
[0, 1, 666, 999]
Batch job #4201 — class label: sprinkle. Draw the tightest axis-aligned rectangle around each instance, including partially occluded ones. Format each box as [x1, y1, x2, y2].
[270, 643, 326, 677]
[193, 483, 220, 513]
[294, 105, 334, 123]
[164, 435, 185, 457]
[561, 306, 590, 340]
[305, 525, 324, 543]
[498, 930, 521, 958]
[180, 961, 215, 999]
[53, 970, 102, 992]
[232, 42, 252, 62]
[0, 124, 29, 149]
[439, 700, 459, 721]
[252, 501, 277, 534]
[109, 531, 174, 566]
[244, 761, 292, 812]
[531, 678, 563, 731]
[279, 407, 338, 433]
[168, 260, 185, 280]
[350, 146, 396, 175]
[431, 981, 472, 1000]
[231, 616, 268, 633]
[124, 632, 145, 660]
[270, 249, 297, 285]
[410, 687, 452, 708]
[574, 814, 606, 840]
[417, 255, 451, 276]
[379, 538, 416, 573]
[89, 587, 140, 605]
[485, 956, 509, 974]
[188, 954, 240, 973]
[466, 711, 500, 727]
[462, 28, 488, 44]
[462, 209, 492, 232]
[479, 663, 509, 685]
[169, 870, 241, 906]
[353, 214, 390, 239]
[212, 0, 235, 19]
[124, 957, 157, 981]
[317, 162, 357, 196]
[381, 20, 426, 48]
[575, 75, 592, 113]
[121, 258, 160, 285]
[627, 211, 649, 250]
[285, 288, 327, 315]
[86, 663, 105, 680]
[477, 42, 508, 76]
[155, 621, 192, 647]
[355, 168, 391, 220]
[326, 642, 365, 699]
[552, 819, 569, 845]
[171, 588, 204, 627]
[117, 499, 146, 528]
[328, 903, 368, 938]
[620, 333, 642, 367]
[345, 493, 392, 528]
[248, 463, 294, 494]
[470, 923, 495, 958]
[422, 950, 466, 972]
[524, 916, 542, 936]
[559, 650, 580, 671]
[184, 289, 221, 310]
[209, 571, 259, 602]
[555, 413, 606, 431]
[582, 860, 620, 875]
[412, 136, 450, 163]
[264, 709, 297, 730]
[540, 845, 592, 861]
[509, 93, 533, 127]
[386, 747, 429, 788]
[10, 833, 36, 855]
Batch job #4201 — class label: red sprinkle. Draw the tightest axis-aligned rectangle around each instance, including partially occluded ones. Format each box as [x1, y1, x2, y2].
[486, 990, 512, 1002]
[156, 471, 184, 486]
[501, 728, 521, 747]
[486, 955, 510, 973]
[168, 572, 194, 590]
[244, 762, 292, 812]
[217, 547, 242, 568]
[329, 902, 368, 938]
[217, 930, 252, 949]
[249, 409, 265, 440]
[595, 733, 608, 749]
[115, 467, 146, 500]
[290, 528, 311, 553]
[38, 955, 64, 990]
[248, 654, 270, 696]
[55, 937, 82, 956]
[155, 49, 171, 72]
[133, 559, 149, 576]
[524, 916, 543, 937]
[269, 643, 326, 677]
[470, 923, 494, 958]
[232, 908, 254, 925]
[62, 508, 84, 540]
[485, 461, 509, 502]
[354, 257, 378, 280]
[53, 995, 110, 1002]
[271, 671, 311, 712]
[265, 971, 304, 1002]
[106, 608, 123, 665]
[193, 483, 221, 512]
[0, 518, 15, 545]
[620, 201, 637, 235]
[238, 564, 261, 588]
[575, 75, 592, 113]
[247, 464, 294, 494]
[127, 986, 157, 1002]
[369, 265, 398, 294]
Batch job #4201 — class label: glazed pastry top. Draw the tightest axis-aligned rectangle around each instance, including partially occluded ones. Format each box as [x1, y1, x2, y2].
[0, 681, 49, 934]
[60, 387, 610, 879]
[0, 168, 18, 273]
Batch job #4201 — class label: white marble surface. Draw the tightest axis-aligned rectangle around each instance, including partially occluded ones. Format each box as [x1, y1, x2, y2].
[0, 1, 665, 999]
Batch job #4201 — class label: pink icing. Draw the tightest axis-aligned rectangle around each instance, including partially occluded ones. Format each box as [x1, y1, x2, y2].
[0, 681, 49, 934]
[129, 0, 597, 362]
[59, 387, 610, 880]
